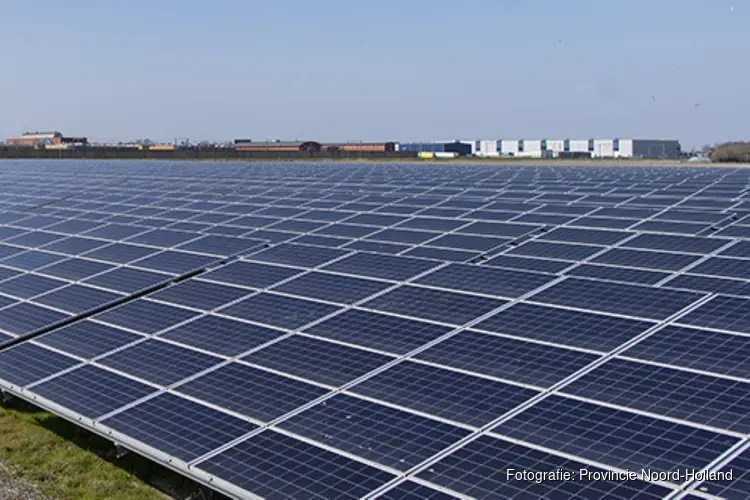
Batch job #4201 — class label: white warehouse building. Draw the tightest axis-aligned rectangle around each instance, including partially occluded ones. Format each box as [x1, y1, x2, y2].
[470, 138, 682, 158]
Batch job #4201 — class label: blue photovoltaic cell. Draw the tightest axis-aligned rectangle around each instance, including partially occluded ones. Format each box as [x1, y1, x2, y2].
[622, 325, 750, 380]
[663, 274, 750, 297]
[475, 302, 654, 351]
[0, 250, 68, 271]
[159, 315, 284, 357]
[278, 394, 470, 470]
[397, 217, 468, 232]
[623, 233, 727, 254]
[36, 320, 142, 359]
[84, 267, 172, 294]
[250, 243, 348, 268]
[0, 244, 24, 260]
[591, 248, 700, 272]
[343, 240, 411, 254]
[416, 263, 554, 298]
[678, 296, 750, 334]
[416, 330, 599, 387]
[150, 280, 250, 311]
[126, 228, 200, 247]
[201, 260, 302, 289]
[176, 235, 265, 257]
[292, 234, 351, 248]
[530, 277, 705, 320]
[493, 395, 739, 473]
[631, 220, 710, 235]
[0, 274, 68, 299]
[42, 237, 110, 255]
[404, 246, 479, 262]
[427, 233, 508, 252]
[176, 362, 328, 422]
[0, 302, 69, 336]
[567, 216, 636, 229]
[562, 358, 750, 433]
[101, 392, 257, 462]
[83, 243, 160, 264]
[94, 299, 201, 334]
[197, 430, 396, 500]
[220, 292, 340, 330]
[457, 221, 539, 237]
[0, 343, 80, 386]
[323, 252, 440, 281]
[243, 335, 393, 386]
[483, 254, 572, 274]
[30, 364, 158, 419]
[6, 231, 66, 247]
[34, 285, 123, 314]
[693, 448, 750, 500]
[367, 228, 437, 245]
[131, 250, 217, 274]
[350, 361, 540, 427]
[98, 339, 223, 386]
[377, 481, 460, 500]
[565, 263, 670, 285]
[508, 241, 604, 261]
[273, 272, 391, 305]
[362, 285, 506, 325]
[540, 227, 631, 245]
[304, 308, 452, 355]
[690, 257, 750, 280]
[417, 435, 674, 500]
[36, 258, 114, 281]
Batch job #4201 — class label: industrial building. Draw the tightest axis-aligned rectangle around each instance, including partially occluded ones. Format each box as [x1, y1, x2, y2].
[6, 131, 88, 146]
[234, 140, 322, 152]
[465, 138, 682, 159]
[398, 141, 472, 156]
[327, 142, 397, 153]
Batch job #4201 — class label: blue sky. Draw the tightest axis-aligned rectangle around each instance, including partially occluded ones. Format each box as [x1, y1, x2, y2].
[1, 0, 747, 149]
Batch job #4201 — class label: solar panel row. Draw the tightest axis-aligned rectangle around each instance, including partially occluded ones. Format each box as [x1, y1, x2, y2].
[1, 161, 749, 499]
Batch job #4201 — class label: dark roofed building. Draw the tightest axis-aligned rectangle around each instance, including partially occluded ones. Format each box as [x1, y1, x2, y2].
[234, 140, 322, 152]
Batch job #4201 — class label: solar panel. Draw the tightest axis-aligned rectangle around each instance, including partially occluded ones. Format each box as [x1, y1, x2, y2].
[531, 277, 705, 320]
[561, 358, 750, 432]
[2, 162, 750, 499]
[362, 285, 506, 325]
[492, 395, 739, 472]
[416, 435, 674, 499]
[175, 362, 329, 421]
[278, 394, 470, 470]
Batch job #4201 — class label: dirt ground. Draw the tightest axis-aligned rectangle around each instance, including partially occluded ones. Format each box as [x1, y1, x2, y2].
[0, 461, 50, 500]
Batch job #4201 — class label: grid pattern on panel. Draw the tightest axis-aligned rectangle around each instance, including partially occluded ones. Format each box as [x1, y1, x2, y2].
[416, 435, 674, 500]
[416, 263, 554, 298]
[278, 394, 471, 470]
[243, 335, 394, 387]
[362, 285, 506, 325]
[415, 330, 599, 387]
[101, 393, 257, 462]
[678, 296, 750, 334]
[621, 325, 750, 380]
[273, 272, 391, 305]
[562, 358, 750, 433]
[475, 302, 654, 352]
[220, 293, 341, 330]
[176, 362, 329, 422]
[97, 339, 223, 386]
[197, 431, 397, 500]
[492, 395, 740, 473]
[693, 448, 750, 500]
[530, 278, 705, 320]
[350, 361, 540, 427]
[303, 309, 452, 355]
[30, 365, 158, 419]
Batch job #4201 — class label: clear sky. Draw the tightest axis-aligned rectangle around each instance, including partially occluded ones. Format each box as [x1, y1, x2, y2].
[1, 0, 747, 149]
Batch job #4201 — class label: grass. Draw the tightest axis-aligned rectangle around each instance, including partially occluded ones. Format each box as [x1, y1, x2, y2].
[0, 397, 202, 500]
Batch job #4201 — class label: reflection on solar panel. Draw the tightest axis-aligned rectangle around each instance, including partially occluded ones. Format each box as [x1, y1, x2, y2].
[2, 161, 750, 499]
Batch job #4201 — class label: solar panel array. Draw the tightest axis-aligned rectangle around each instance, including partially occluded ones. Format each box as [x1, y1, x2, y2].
[0, 160, 749, 499]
